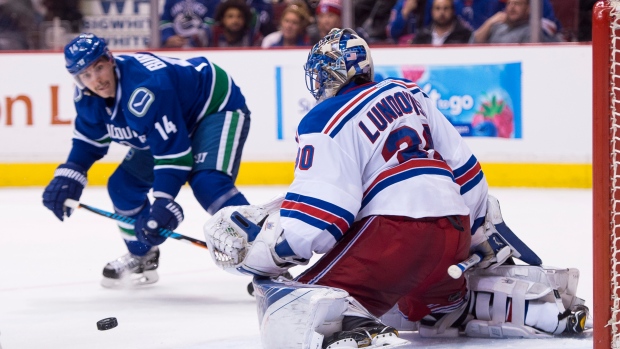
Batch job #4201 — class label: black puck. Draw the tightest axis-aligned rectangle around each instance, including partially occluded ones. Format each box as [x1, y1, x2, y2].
[247, 281, 254, 296]
[97, 317, 118, 331]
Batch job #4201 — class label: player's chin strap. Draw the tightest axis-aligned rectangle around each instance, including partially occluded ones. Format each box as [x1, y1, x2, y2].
[203, 193, 308, 277]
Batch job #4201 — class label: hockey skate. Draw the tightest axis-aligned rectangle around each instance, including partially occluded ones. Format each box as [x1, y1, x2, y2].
[101, 247, 160, 288]
[322, 318, 409, 349]
[562, 304, 590, 334]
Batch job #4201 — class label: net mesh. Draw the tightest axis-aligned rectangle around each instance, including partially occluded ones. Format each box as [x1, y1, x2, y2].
[612, 1, 620, 347]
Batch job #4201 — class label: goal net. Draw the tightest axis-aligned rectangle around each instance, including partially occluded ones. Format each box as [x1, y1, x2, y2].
[593, 1, 620, 348]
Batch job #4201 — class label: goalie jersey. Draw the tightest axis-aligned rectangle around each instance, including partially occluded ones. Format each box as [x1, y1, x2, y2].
[281, 78, 488, 259]
[67, 53, 246, 199]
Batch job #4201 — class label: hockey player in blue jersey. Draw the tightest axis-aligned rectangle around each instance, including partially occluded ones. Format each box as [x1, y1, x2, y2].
[42, 33, 252, 288]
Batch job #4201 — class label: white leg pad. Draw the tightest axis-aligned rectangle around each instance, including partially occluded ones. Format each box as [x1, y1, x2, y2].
[378, 305, 418, 331]
[463, 265, 585, 337]
[467, 265, 582, 310]
[464, 319, 553, 339]
[254, 278, 349, 349]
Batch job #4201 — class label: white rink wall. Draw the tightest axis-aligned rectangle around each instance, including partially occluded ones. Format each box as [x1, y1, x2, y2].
[0, 44, 591, 165]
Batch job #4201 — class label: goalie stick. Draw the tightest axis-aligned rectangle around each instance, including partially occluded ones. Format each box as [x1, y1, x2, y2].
[447, 252, 484, 279]
[64, 199, 208, 250]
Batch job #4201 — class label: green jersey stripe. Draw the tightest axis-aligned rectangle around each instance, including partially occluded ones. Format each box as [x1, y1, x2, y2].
[221, 111, 240, 172]
[153, 147, 192, 160]
[73, 130, 111, 148]
[154, 149, 193, 168]
[205, 63, 232, 116]
[118, 225, 137, 241]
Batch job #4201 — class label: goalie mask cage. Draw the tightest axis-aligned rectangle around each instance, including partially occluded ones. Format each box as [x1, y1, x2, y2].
[594, 1, 620, 348]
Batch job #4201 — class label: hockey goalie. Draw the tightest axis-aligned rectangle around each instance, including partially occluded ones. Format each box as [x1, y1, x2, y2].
[203, 28, 590, 349]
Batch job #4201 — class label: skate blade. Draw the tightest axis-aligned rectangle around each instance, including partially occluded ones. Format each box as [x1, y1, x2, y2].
[372, 336, 410, 348]
[327, 337, 410, 349]
[101, 270, 159, 289]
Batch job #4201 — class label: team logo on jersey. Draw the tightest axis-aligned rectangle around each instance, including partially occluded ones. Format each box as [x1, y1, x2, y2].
[128, 88, 155, 117]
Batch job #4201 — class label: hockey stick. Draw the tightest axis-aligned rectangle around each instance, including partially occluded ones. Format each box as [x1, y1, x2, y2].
[64, 199, 208, 250]
[447, 252, 484, 279]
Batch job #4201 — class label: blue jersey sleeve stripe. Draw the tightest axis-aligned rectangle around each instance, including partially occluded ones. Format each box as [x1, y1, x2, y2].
[459, 171, 484, 195]
[453, 155, 478, 178]
[284, 193, 355, 223]
[281, 209, 344, 241]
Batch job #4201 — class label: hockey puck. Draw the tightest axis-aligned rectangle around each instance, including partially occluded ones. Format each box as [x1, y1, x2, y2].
[97, 317, 118, 331]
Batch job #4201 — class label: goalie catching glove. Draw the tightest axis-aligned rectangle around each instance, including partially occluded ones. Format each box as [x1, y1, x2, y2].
[203, 195, 308, 277]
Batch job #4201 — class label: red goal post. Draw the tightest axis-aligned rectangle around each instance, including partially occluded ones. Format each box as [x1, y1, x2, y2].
[594, 1, 620, 348]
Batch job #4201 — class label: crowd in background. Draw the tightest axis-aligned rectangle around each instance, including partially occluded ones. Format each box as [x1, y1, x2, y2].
[0, 0, 600, 50]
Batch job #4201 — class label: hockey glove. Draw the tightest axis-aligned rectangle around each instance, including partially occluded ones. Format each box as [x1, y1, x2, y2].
[134, 198, 184, 246]
[42, 163, 87, 221]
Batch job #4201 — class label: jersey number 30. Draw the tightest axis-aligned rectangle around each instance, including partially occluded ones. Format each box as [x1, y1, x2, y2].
[296, 145, 314, 170]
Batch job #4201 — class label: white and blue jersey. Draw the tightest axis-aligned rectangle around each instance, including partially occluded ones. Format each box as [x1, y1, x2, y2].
[280, 78, 488, 259]
[68, 53, 247, 199]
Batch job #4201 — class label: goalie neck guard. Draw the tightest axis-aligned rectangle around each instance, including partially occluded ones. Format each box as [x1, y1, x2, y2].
[304, 28, 374, 102]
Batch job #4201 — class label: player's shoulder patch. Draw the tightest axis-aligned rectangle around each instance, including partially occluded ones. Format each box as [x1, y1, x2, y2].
[128, 87, 155, 117]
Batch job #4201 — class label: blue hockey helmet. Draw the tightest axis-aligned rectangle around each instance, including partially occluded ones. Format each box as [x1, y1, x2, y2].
[304, 28, 374, 102]
[64, 33, 112, 77]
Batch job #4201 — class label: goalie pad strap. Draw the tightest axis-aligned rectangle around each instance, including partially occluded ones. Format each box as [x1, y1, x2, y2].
[511, 281, 529, 326]
[464, 265, 583, 338]
[491, 291, 507, 325]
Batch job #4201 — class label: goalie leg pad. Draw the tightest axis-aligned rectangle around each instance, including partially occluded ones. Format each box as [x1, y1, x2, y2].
[464, 265, 585, 337]
[378, 305, 418, 331]
[253, 277, 349, 349]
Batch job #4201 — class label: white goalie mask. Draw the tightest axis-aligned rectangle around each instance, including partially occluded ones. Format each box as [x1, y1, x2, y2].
[304, 28, 374, 102]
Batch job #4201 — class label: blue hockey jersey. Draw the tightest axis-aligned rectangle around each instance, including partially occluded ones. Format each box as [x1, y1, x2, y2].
[68, 53, 246, 199]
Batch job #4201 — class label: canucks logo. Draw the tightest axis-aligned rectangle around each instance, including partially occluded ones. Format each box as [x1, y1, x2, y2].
[128, 88, 155, 117]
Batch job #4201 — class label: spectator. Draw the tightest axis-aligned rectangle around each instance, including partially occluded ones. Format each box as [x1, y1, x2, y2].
[207, 0, 262, 47]
[247, 0, 278, 37]
[356, 0, 398, 43]
[424, 0, 561, 38]
[578, 0, 597, 41]
[41, 0, 82, 33]
[262, 0, 311, 48]
[0, 0, 39, 50]
[308, 0, 342, 45]
[307, 0, 371, 45]
[470, 0, 560, 43]
[410, 0, 471, 44]
[160, 0, 220, 48]
[386, 0, 425, 44]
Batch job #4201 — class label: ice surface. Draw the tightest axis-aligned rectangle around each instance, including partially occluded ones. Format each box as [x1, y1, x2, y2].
[0, 187, 593, 348]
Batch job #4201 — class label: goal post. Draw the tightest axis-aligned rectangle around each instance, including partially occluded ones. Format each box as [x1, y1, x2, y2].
[593, 1, 620, 348]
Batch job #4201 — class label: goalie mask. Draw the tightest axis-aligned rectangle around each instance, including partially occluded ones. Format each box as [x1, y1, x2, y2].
[304, 28, 374, 102]
[64, 33, 113, 89]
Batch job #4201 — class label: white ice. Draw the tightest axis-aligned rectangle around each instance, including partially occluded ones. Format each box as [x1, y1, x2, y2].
[0, 186, 593, 349]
